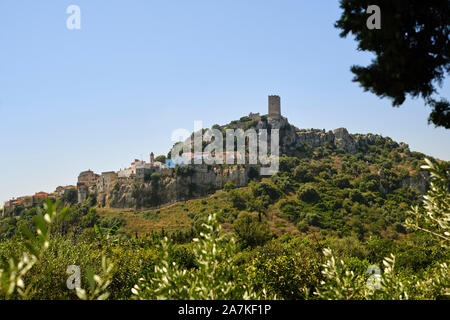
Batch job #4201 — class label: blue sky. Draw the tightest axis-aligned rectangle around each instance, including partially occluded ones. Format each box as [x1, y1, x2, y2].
[0, 0, 449, 204]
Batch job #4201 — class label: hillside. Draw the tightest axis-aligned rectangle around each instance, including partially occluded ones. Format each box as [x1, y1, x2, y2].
[88, 113, 430, 211]
[2, 113, 437, 242]
[0, 112, 448, 300]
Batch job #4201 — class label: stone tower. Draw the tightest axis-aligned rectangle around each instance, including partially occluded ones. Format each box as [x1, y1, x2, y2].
[150, 152, 154, 164]
[268, 95, 281, 119]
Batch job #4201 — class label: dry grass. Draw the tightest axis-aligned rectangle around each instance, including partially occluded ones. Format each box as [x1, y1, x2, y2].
[98, 183, 304, 238]
[97, 190, 234, 236]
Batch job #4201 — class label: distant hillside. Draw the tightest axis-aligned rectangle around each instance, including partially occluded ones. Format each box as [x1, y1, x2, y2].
[3, 111, 445, 243]
[89, 113, 432, 210]
[91, 112, 445, 240]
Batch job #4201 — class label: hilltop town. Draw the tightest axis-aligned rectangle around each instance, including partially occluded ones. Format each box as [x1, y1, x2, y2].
[3, 95, 427, 214]
[2, 153, 172, 213]
[2, 96, 281, 212]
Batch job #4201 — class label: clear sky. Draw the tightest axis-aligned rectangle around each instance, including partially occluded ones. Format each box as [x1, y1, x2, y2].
[0, 0, 449, 204]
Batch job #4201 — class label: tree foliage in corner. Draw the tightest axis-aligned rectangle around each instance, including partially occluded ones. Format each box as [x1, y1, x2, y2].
[335, 0, 450, 128]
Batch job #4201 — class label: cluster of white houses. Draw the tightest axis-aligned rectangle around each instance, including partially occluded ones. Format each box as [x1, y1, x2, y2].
[3, 149, 260, 210]
[3, 153, 168, 211]
[76, 152, 170, 203]
[117, 153, 166, 178]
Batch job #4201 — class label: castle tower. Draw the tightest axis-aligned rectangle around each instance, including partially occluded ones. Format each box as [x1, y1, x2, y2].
[150, 152, 154, 164]
[268, 95, 281, 119]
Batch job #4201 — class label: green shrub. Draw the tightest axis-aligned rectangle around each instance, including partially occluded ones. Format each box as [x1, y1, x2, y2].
[297, 186, 320, 204]
[251, 182, 282, 204]
[227, 190, 247, 210]
[233, 212, 272, 249]
[293, 166, 314, 183]
[132, 214, 268, 299]
[246, 240, 321, 299]
[81, 208, 100, 228]
[224, 181, 236, 192]
[239, 116, 252, 122]
[279, 200, 302, 222]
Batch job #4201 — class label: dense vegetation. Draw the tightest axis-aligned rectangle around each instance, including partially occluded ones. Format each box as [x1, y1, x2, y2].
[0, 134, 449, 300]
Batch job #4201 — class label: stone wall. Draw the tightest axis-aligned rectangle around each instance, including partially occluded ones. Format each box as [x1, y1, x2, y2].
[268, 95, 281, 119]
[96, 164, 253, 209]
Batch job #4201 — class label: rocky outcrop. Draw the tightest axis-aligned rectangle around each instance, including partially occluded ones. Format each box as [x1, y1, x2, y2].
[333, 128, 358, 153]
[250, 116, 406, 156]
[401, 171, 430, 195]
[295, 129, 334, 149]
[97, 165, 253, 209]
